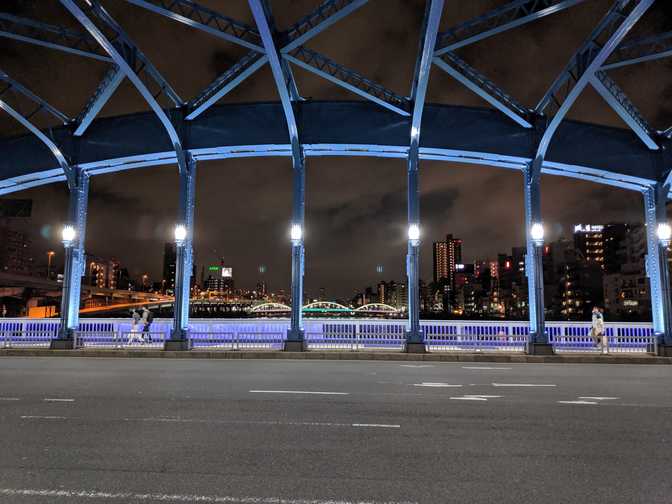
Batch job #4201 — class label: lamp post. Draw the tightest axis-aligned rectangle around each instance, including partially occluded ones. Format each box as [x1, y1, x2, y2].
[57, 225, 77, 341]
[167, 223, 192, 350]
[47, 250, 55, 279]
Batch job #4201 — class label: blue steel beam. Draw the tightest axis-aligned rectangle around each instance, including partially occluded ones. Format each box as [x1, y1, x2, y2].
[534, 0, 654, 158]
[74, 65, 125, 136]
[84, 1, 182, 107]
[602, 31, 672, 70]
[0, 72, 74, 187]
[260, 0, 301, 102]
[284, 47, 410, 116]
[0, 71, 70, 125]
[591, 70, 658, 150]
[405, 0, 445, 349]
[123, 0, 264, 53]
[186, 51, 267, 120]
[435, 0, 586, 56]
[248, 0, 305, 347]
[0, 13, 113, 62]
[643, 184, 672, 347]
[281, 0, 369, 53]
[171, 154, 196, 344]
[432, 51, 532, 128]
[60, 0, 187, 174]
[56, 169, 89, 343]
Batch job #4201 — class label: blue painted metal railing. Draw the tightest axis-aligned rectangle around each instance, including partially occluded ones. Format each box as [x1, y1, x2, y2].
[0, 318, 657, 353]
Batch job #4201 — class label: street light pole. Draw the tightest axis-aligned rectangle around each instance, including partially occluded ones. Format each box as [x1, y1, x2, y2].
[47, 251, 55, 279]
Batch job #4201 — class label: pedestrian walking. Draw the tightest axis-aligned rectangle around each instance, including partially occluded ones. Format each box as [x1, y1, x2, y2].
[141, 307, 154, 343]
[590, 306, 605, 353]
[128, 308, 143, 345]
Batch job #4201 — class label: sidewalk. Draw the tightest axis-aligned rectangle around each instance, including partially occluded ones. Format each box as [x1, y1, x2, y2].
[1, 348, 670, 364]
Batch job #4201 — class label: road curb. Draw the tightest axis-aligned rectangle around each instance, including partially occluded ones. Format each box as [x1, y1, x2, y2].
[0, 348, 670, 364]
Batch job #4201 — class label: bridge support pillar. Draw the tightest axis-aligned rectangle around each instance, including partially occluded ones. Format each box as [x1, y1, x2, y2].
[643, 185, 672, 355]
[51, 169, 89, 349]
[286, 150, 306, 351]
[524, 161, 551, 355]
[167, 153, 196, 351]
[405, 143, 424, 353]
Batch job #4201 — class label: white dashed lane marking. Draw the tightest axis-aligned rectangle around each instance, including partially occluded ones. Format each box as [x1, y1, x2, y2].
[21, 415, 68, 420]
[43, 398, 75, 402]
[0, 397, 20, 401]
[462, 367, 512, 370]
[450, 395, 503, 402]
[492, 383, 556, 387]
[579, 396, 619, 401]
[413, 383, 462, 388]
[558, 401, 598, 405]
[249, 390, 349, 395]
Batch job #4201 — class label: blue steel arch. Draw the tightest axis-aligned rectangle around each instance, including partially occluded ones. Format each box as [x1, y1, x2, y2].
[1, 100, 669, 195]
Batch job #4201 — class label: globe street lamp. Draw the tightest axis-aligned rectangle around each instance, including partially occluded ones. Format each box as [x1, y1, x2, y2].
[408, 223, 420, 246]
[290, 223, 303, 244]
[61, 225, 76, 247]
[657, 222, 672, 247]
[530, 222, 545, 247]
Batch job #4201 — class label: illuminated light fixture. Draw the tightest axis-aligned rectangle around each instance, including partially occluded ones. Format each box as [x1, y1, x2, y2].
[61, 225, 76, 246]
[408, 224, 420, 244]
[530, 222, 545, 246]
[290, 224, 303, 243]
[657, 223, 672, 246]
[174, 224, 188, 244]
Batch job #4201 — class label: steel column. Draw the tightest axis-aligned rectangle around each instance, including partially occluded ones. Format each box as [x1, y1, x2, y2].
[55, 170, 89, 345]
[523, 159, 546, 346]
[406, 143, 421, 344]
[643, 184, 672, 347]
[171, 154, 196, 345]
[288, 151, 306, 343]
[405, 0, 444, 351]
[248, 0, 305, 349]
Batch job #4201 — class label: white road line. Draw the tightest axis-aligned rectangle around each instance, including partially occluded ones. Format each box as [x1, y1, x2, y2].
[492, 383, 556, 387]
[0, 488, 418, 503]
[413, 383, 462, 388]
[352, 424, 400, 429]
[557, 401, 598, 405]
[579, 396, 620, 401]
[0, 397, 20, 401]
[399, 364, 434, 368]
[21, 415, 67, 420]
[43, 398, 75, 402]
[132, 418, 400, 430]
[249, 390, 349, 395]
[462, 367, 512, 370]
[450, 395, 503, 401]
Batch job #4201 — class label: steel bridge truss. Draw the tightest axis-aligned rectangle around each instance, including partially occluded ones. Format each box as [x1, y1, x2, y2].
[1, 0, 672, 352]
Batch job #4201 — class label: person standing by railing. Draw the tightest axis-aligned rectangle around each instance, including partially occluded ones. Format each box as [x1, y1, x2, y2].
[141, 307, 154, 343]
[590, 306, 605, 353]
[128, 309, 143, 345]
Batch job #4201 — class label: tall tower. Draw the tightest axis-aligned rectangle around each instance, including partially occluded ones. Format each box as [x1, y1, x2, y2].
[433, 241, 448, 284]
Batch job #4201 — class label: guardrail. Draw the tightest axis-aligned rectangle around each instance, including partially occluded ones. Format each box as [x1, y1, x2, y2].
[0, 318, 659, 354]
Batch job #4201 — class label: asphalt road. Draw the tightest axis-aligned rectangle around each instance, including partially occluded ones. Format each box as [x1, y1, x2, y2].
[0, 357, 670, 504]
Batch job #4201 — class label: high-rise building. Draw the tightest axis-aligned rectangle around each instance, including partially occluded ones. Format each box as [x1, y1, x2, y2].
[0, 198, 34, 276]
[163, 242, 177, 292]
[432, 241, 448, 284]
[86, 256, 121, 289]
[573, 224, 605, 268]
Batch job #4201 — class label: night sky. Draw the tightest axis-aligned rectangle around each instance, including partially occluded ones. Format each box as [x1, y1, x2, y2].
[1, 0, 672, 299]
